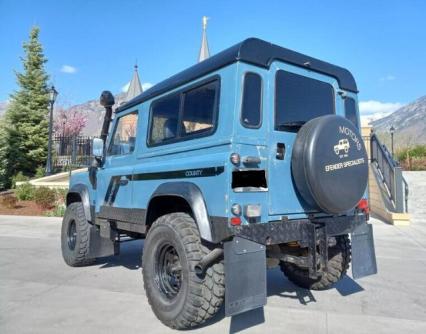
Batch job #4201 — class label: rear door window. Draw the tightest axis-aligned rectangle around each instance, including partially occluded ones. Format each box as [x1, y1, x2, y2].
[275, 70, 334, 131]
[241, 72, 262, 128]
[344, 97, 359, 128]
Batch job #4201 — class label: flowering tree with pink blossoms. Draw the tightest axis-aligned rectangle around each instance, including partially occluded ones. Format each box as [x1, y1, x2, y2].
[53, 108, 87, 137]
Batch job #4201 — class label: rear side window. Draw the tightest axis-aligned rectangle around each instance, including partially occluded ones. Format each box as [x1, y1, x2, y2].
[241, 72, 262, 128]
[275, 70, 334, 130]
[149, 93, 180, 144]
[148, 78, 219, 146]
[181, 81, 217, 136]
[345, 97, 359, 128]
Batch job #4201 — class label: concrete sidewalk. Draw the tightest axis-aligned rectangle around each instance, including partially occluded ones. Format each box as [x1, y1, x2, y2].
[1, 172, 426, 333]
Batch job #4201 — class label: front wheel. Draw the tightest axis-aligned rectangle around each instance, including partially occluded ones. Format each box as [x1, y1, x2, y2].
[280, 235, 351, 290]
[61, 202, 95, 267]
[142, 212, 224, 329]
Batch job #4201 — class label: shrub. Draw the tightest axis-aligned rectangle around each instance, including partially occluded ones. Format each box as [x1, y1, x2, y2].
[1, 194, 17, 208]
[15, 182, 35, 201]
[397, 145, 426, 171]
[55, 188, 68, 202]
[35, 166, 45, 178]
[45, 203, 66, 217]
[11, 172, 29, 188]
[34, 186, 56, 209]
[396, 145, 426, 161]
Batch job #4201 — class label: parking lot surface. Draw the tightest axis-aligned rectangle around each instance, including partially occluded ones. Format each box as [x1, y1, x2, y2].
[1, 172, 426, 333]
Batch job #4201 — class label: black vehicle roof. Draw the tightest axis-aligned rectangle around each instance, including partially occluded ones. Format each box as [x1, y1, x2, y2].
[116, 37, 357, 113]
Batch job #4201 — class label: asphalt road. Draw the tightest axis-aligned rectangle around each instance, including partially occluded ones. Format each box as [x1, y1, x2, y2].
[1, 172, 426, 333]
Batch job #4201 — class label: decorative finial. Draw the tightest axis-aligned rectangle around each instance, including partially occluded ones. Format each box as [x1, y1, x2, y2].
[134, 59, 138, 70]
[202, 16, 209, 30]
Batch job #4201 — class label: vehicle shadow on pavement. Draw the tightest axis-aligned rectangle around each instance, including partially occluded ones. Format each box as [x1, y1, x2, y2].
[96, 239, 144, 271]
[93, 240, 363, 333]
[334, 274, 364, 296]
[267, 267, 317, 304]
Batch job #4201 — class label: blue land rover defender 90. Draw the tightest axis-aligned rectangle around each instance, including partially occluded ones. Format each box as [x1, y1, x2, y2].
[61, 38, 377, 329]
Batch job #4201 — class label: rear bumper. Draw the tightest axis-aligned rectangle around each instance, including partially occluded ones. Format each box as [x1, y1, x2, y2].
[232, 214, 366, 245]
[223, 213, 376, 317]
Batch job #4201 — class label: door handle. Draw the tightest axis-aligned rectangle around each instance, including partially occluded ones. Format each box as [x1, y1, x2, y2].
[276, 143, 285, 160]
[119, 177, 129, 186]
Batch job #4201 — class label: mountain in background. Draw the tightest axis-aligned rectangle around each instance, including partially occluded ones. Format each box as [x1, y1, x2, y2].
[60, 93, 126, 136]
[372, 95, 426, 147]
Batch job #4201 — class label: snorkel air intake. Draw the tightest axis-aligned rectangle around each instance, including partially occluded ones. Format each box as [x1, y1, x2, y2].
[99, 90, 115, 145]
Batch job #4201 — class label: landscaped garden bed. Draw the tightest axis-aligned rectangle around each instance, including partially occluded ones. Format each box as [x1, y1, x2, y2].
[0, 183, 66, 217]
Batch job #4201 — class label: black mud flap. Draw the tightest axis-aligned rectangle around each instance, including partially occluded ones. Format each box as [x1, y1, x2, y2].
[88, 224, 119, 258]
[224, 237, 267, 317]
[351, 223, 377, 279]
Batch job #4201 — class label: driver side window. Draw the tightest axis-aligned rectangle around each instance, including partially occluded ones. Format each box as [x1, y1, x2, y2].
[108, 111, 139, 156]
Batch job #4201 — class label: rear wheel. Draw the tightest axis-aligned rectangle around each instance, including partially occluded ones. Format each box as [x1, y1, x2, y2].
[280, 235, 351, 290]
[142, 212, 224, 329]
[61, 202, 95, 267]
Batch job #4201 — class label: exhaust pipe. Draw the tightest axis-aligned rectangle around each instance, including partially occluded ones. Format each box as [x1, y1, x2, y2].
[195, 248, 223, 275]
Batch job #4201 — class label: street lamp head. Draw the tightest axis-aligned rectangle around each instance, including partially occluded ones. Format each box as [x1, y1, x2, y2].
[49, 85, 58, 104]
[390, 125, 395, 134]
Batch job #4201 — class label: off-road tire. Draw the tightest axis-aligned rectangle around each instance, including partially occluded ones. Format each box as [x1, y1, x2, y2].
[61, 202, 95, 267]
[280, 234, 351, 290]
[142, 212, 224, 329]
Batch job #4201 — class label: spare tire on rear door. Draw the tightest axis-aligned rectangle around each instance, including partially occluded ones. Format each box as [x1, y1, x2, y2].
[291, 115, 368, 214]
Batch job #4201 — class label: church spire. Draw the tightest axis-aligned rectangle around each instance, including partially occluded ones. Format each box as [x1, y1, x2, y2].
[198, 16, 210, 62]
[125, 63, 143, 101]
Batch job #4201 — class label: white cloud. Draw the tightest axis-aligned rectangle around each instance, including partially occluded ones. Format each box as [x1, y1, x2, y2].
[379, 74, 396, 82]
[121, 82, 130, 92]
[142, 82, 154, 91]
[60, 65, 77, 74]
[359, 100, 404, 122]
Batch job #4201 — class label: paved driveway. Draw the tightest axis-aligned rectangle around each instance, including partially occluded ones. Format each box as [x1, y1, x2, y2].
[1, 172, 426, 333]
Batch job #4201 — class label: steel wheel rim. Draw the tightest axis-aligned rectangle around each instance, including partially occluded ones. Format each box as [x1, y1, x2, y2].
[67, 220, 77, 250]
[154, 242, 182, 299]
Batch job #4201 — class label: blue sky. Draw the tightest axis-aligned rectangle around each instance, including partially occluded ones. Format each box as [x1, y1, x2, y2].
[1, 0, 425, 118]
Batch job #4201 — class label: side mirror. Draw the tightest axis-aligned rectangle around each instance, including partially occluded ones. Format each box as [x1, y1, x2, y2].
[92, 138, 104, 158]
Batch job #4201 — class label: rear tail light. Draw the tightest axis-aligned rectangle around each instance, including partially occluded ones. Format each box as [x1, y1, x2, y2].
[230, 217, 241, 226]
[230, 153, 240, 165]
[357, 198, 369, 214]
[231, 203, 242, 216]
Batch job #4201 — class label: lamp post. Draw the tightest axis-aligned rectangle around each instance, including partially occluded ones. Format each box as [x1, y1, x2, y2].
[390, 125, 395, 160]
[46, 85, 58, 175]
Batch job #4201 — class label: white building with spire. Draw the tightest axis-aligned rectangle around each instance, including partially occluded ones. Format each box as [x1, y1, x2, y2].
[125, 64, 143, 101]
[198, 16, 210, 62]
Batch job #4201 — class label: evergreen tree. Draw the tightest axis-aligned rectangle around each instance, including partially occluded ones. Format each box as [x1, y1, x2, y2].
[0, 119, 9, 189]
[1, 26, 49, 188]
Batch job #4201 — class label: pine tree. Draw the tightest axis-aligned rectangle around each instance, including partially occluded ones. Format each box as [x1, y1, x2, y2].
[0, 119, 9, 189]
[1, 26, 49, 188]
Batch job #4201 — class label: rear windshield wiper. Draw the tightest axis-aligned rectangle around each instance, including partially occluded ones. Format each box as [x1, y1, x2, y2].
[276, 121, 306, 131]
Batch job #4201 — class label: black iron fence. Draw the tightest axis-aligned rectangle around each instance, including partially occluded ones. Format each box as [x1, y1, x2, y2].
[53, 135, 96, 169]
[370, 133, 409, 213]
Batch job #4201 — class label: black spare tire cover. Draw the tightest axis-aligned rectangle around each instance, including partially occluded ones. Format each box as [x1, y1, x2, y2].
[291, 115, 368, 214]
